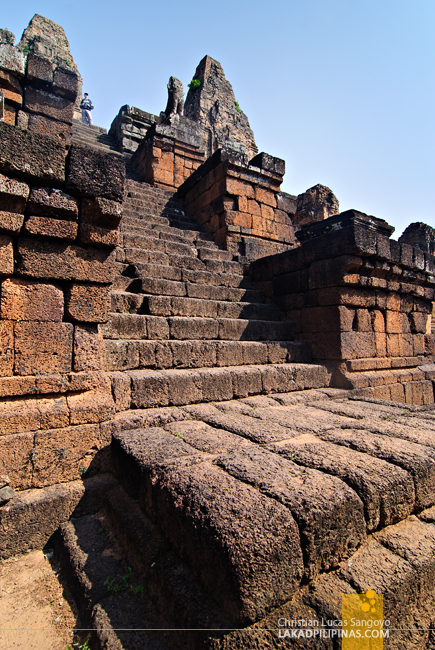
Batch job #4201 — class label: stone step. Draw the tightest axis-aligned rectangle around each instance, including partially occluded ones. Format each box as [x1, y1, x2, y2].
[122, 209, 199, 228]
[72, 123, 107, 136]
[127, 278, 266, 302]
[120, 224, 215, 248]
[70, 137, 124, 157]
[104, 486, 227, 633]
[71, 136, 117, 152]
[124, 184, 173, 201]
[71, 131, 112, 144]
[55, 489, 221, 649]
[105, 338, 312, 372]
[123, 208, 199, 227]
[120, 247, 171, 266]
[202, 258, 247, 274]
[131, 265, 255, 289]
[121, 233, 198, 258]
[121, 212, 172, 227]
[109, 363, 330, 409]
[118, 255, 245, 277]
[169, 218, 203, 231]
[198, 247, 233, 262]
[222, 509, 435, 647]
[121, 219, 214, 243]
[111, 291, 276, 319]
[123, 196, 189, 214]
[123, 191, 180, 204]
[101, 313, 294, 342]
[55, 512, 168, 649]
[123, 199, 184, 214]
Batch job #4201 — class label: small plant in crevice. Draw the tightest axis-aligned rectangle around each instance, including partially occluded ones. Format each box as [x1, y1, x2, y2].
[188, 78, 201, 91]
[67, 640, 91, 650]
[175, 432, 184, 440]
[104, 566, 144, 597]
[234, 100, 242, 114]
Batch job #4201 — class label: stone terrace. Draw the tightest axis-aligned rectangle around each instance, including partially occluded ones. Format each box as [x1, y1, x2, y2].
[35, 389, 435, 649]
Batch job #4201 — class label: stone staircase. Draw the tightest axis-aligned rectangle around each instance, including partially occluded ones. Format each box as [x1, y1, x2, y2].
[56, 479, 226, 649]
[71, 119, 125, 157]
[71, 119, 145, 181]
[47, 138, 435, 648]
[102, 178, 320, 413]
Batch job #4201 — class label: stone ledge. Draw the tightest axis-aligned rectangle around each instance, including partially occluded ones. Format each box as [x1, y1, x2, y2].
[0, 473, 117, 560]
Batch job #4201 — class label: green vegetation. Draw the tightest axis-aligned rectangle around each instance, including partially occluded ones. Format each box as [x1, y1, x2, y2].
[104, 566, 144, 596]
[67, 641, 90, 650]
[188, 78, 201, 91]
[234, 100, 242, 114]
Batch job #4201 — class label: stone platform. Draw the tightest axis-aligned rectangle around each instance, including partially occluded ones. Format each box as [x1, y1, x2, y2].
[3, 388, 435, 649]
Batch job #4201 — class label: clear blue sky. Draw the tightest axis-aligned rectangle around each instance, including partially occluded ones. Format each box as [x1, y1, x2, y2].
[3, 0, 434, 238]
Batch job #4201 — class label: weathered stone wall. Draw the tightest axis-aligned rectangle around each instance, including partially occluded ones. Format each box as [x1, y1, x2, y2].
[251, 210, 435, 403]
[131, 120, 206, 191]
[0, 15, 125, 492]
[0, 15, 79, 146]
[177, 149, 297, 260]
[0, 121, 125, 491]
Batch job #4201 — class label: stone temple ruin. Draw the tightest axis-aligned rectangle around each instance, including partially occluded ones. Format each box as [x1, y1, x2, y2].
[1, 13, 435, 650]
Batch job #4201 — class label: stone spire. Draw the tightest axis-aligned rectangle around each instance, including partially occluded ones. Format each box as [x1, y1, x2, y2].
[17, 14, 82, 117]
[17, 14, 79, 73]
[184, 55, 257, 160]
